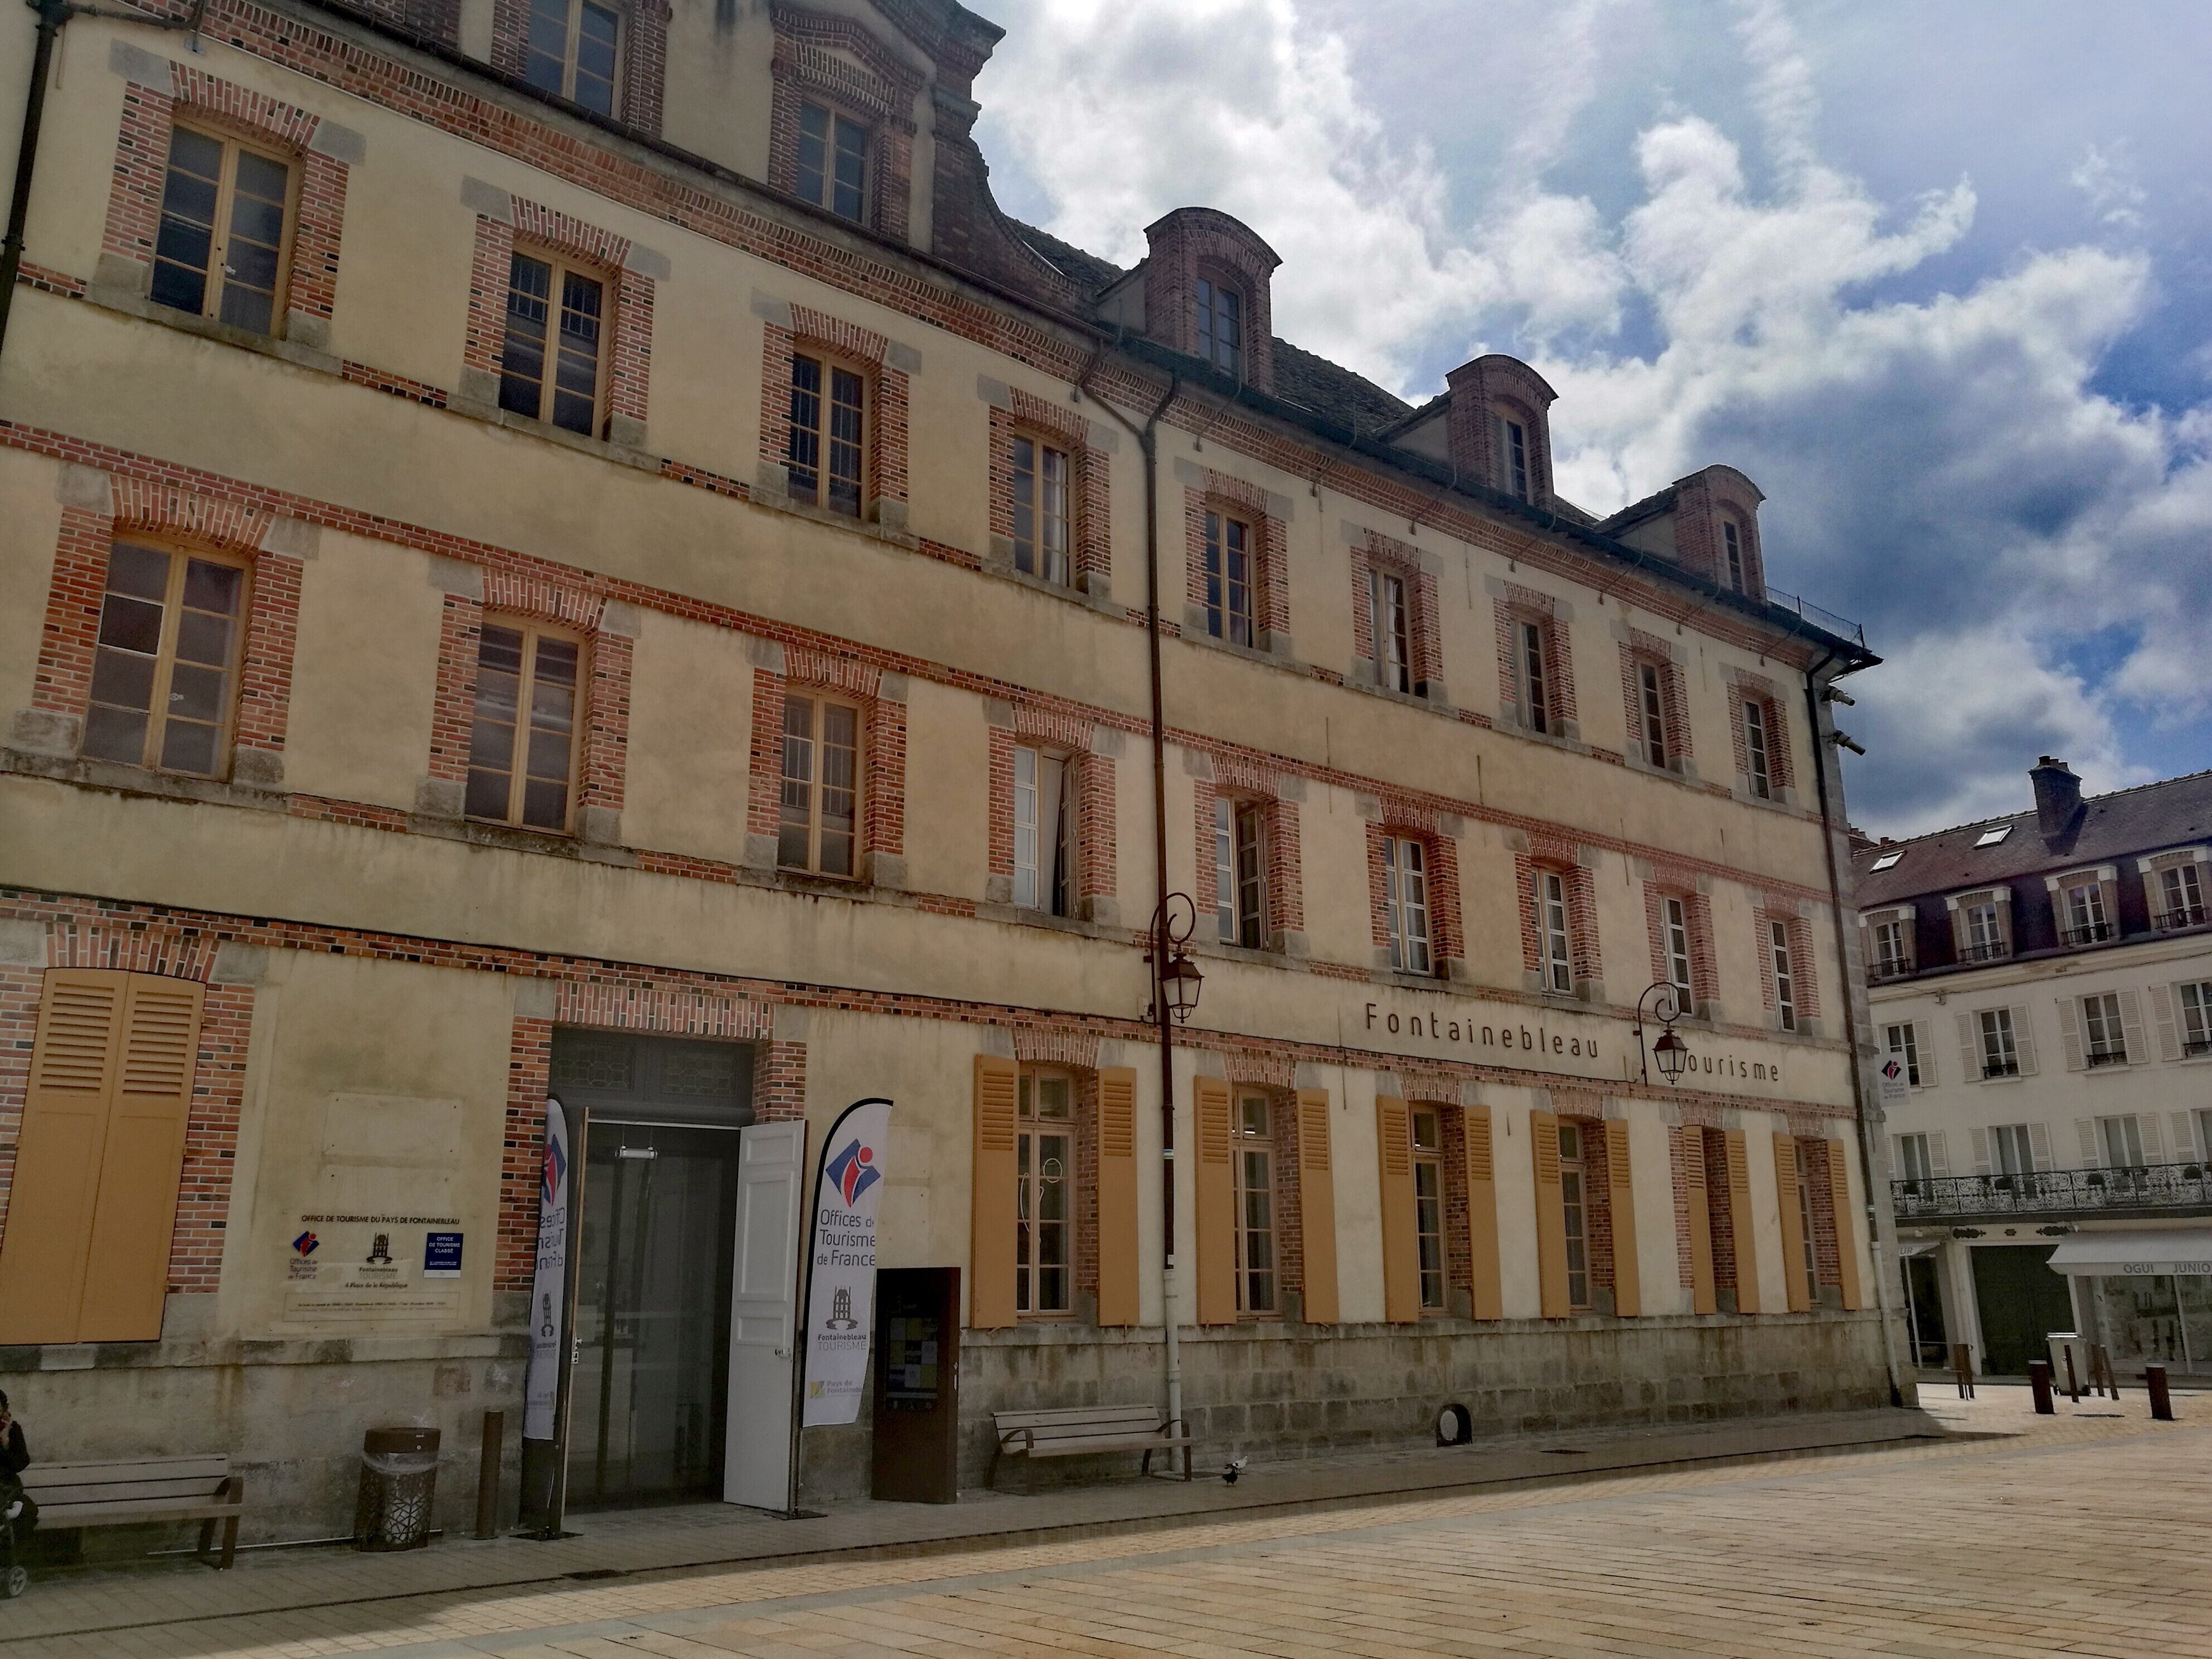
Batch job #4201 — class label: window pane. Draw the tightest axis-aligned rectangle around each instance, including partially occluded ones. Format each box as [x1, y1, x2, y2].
[89, 646, 158, 716]
[217, 148, 288, 336]
[1040, 446, 1070, 585]
[83, 704, 150, 767]
[818, 701, 857, 876]
[466, 624, 524, 821]
[574, 1, 619, 114]
[1214, 797, 1236, 942]
[826, 367, 864, 516]
[796, 102, 830, 207]
[1203, 511, 1225, 638]
[166, 661, 226, 725]
[159, 716, 220, 776]
[785, 353, 823, 504]
[779, 694, 815, 869]
[1010, 436, 1036, 575]
[501, 254, 553, 419]
[1012, 744, 1039, 909]
[152, 128, 222, 317]
[832, 117, 867, 222]
[552, 269, 603, 435]
[525, 0, 570, 94]
[97, 591, 166, 656]
[1225, 518, 1252, 647]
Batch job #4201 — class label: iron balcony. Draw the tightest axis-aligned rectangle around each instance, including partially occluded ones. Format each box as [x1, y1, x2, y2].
[1893, 1161, 2212, 1224]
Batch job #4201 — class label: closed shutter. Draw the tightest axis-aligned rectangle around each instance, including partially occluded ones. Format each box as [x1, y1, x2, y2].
[1683, 1127, 1716, 1314]
[2012, 1007, 2039, 1075]
[1375, 1095, 1419, 1324]
[1723, 1129, 1760, 1314]
[1955, 1012, 1979, 1081]
[2058, 998, 2085, 1072]
[1603, 1118, 1639, 1317]
[2151, 984, 2182, 1063]
[969, 1055, 1019, 1329]
[1825, 1138, 1864, 1310]
[1773, 1133, 1811, 1312]
[1915, 1020, 1937, 1086]
[1095, 1068, 1139, 1327]
[1192, 1076, 1236, 1326]
[1294, 1088, 1338, 1325]
[2141, 1113, 2166, 1165]
[1927, 1131, 1949, 1176]
[1462, 1103, 1502, 1320]
[1531, 1108, 1570, 1318]
[1971, 1126, 1992, 1176]
[2075, 1118, 2100, 1167]
[0, 970, 202, 1345]
[2028, 1121, 2054, 1171]
[2118, 990, 2147, 1065]
[2173, 1113, 2199, 1163]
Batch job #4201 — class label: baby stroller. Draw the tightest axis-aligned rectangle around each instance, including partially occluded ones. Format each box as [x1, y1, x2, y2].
[0, 1479, 26, 1598]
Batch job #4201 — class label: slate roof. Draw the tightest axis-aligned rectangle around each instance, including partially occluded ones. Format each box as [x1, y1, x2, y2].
[1852, 769, 2212, 906]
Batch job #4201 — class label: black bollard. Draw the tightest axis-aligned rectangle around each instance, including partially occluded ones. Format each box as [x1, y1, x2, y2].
[2063, 1344, 2080, 1401]
[2143, 1365, 2175, 1422]
[2029, 1359, 2054, 1414]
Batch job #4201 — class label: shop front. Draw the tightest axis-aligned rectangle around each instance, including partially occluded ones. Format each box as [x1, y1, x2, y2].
[2049, 1229, 2212, 1377]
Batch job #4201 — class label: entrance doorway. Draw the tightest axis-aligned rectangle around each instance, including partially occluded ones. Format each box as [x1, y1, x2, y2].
[550, 1031, 754, 1510]
[1970, 1244, 2073, 1376]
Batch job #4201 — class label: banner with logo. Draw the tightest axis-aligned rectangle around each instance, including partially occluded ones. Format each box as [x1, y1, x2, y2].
[522, 1098, 571, 1442]
[798, 1097, 893, 1428]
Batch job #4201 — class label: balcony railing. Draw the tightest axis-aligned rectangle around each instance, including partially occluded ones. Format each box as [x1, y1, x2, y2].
[2060, 918, 2114, 947]
[1893, 1160, 2212, 1222]
[2156, 904, 2209, 933]
[2085, 1044, 2128, 1068]
[1868, 957, 1917, 983]
[1959, 938, 2011, 963]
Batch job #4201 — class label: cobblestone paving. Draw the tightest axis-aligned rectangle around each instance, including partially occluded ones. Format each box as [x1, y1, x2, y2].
[2, 1391, 2198, 1659]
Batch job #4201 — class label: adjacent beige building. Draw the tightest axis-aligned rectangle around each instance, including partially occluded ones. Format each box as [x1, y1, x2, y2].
[0, 0, 1898, 1537]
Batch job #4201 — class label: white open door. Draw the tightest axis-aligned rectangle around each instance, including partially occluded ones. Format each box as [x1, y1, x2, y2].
[725, 1118, 806, 1510]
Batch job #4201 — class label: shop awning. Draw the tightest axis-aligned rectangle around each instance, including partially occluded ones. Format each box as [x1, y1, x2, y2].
[2044, 1231, 2212, 1277]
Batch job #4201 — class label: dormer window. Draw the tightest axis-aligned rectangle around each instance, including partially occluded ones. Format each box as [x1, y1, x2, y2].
[525, 0, 621, 117]
[796, 101, 869, 222]
[1196, 277, 1241, 377]
[1722, 520, 1745, 592]
[1495, 414, 1530, 502]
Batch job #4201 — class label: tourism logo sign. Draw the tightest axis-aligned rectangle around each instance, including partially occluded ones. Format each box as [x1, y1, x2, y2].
[801, 1097, 893, 1427]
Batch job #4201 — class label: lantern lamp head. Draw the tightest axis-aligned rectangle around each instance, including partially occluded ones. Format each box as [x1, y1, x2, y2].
[1653, 1026, 1690, 1084]
[1161, 950, 1204, 1022]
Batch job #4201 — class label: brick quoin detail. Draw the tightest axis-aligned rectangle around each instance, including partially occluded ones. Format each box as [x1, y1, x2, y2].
[765, 3, 922, 243]
[758, 310, 911, 512]
[465, 197, 654, 432]
[1617, 629, 1692, 767]
[1494, 583, 1576, 727]
[488, 0, 669, 136]
[103, 62, 350, 328]
[1365, 817, 1464, 971]
[1183, 474, 1289, 643]
[1349, 531, 1441, 692]
[462, 215, 518, 384]
[426, 595, 484, 784]
[1806, 1137, 1842, 1291]
[987, 390, 1112, 590]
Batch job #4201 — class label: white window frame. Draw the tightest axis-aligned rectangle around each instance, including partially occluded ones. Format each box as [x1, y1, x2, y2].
[1896, 1132, 1934, 1185]
[1384, 835, 1433, 976]
[1991, 1123, 2035, 1177]
[1884, 1021, 1922, 1087]
[2099, 1113, 2146, 1171]
[1637, 661, 1670, 770]
[1743, 698, 1773, 799]
[1495, 413, 1530, 501]
[1536, 868, 1573, 995]
[2180, 981, 2212, 1056]
[1722, 518, 1745, 592]
[1370, 567, 1411, 694]
[2082, 992, 2127, 1067]
[1979, 1007, 2020, 1078]
[1518, 619, 1554, 735]
[1012, 744, 1076, 917]
[1215, 797, 1267, 948]
[1769, 919, 1797, 1031]
[1663, 895, 1693, 1003]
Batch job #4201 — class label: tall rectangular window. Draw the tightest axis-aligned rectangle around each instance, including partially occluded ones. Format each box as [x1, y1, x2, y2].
[1011, 436, 1071, 585]
[1963, 901, 2005, 961]
[1519, 620, 1553, 734]
[1722, 520, 1745, 591]
[1411, 1108, 1445, 1312]
[1991, 1124, 2034, 1178]
[2180, 982, 2212, 1055]
[778, 692, 859, 877]
[499, 250, 604, 435]
[1203, 511, 1255, 647]
[1637, 661, 1669, 768]
[1884, 1021, 1922, 1086]
[1558, 1122, 1590, 1310]
[465, 621, 580, 830]
[150, 125, 292, 336]
[1792, 1141, 1818, 1303]
[1536, 869, 1573, 994]
[1015, 1069, 1073, 1316]
[1978, 1007, 2019, 1078]
[525, 0, 620, 114]
[2062, 881, 2109, 945]
[1770, 920, 1797, 1031]
[1383, 836, 1432, 975]
[1896, 1132, 1933, 1184]
[1495, 415, 1529, 501]
[795, 100, 868, 223]
[1663, 896, 1694, 1002]
[2160, 863, 2206, 928]
[1195, 278, 1241, 377]
[1214, 798, 1267, 948]
[1871, 917, 1910, 978]
[1743, 698, 1773, 799]
[2082, 992, 2127, 1066]
[787, 352, 865, 517]
[1370, 569, 1410, 693]
[1233, 1092, 1275, 1316]
[2099, 1113, 2145, 1170]
[81, 542, 245, 778]
[1012, 745, 1075, 916]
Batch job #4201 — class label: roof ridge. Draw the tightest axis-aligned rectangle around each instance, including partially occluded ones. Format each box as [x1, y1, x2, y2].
[1868, 765, 2212, 851]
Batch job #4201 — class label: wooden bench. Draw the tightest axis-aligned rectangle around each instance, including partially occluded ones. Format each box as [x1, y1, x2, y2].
[21, 1456, 246, 1569]
[992, 1405, 1192, 1491]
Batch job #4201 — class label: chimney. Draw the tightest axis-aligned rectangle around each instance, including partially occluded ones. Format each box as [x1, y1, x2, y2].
[2030, 756, 2083, 841]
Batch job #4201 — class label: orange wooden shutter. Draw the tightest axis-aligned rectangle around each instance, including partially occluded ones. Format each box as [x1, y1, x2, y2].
[1462, 1104, 1502, 1320]
[1724, 1128, 1760, 1314]
[1603, 1118, 1640, 1318]
[1095, 1067, 1140, 1327]
[1773, 1132, 1811, 1312]
[1530, 1107, 1569, 1318]
[0, 970, 201, 1345]
[968, 1055, 1019, 1328]
[1294, 1088, 1338, 1325]
[1192, 1076, 1236, 1326]
[1374, 1095, 1418, 1324]
[1682, 1127, 1717, 1315]
[1827, 1137, 1865, 1310]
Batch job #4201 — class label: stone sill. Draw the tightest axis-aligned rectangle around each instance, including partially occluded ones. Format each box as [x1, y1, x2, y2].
[749, 482, 919, 549]
[0, 1331, 527, 1372]
[2, 748, 287, 813]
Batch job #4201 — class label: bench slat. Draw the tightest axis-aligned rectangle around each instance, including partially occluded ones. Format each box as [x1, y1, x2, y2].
[36, 1500, 240, 1526]
[994, 1407, 1165, 1430]
[25, 1477, 233, 1506]
[1022, 1435, 1191, 1458]
[22, 1457, 230, 1486]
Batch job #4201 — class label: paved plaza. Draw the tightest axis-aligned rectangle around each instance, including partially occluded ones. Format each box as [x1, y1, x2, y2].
[1, 1388, 2201, 1659]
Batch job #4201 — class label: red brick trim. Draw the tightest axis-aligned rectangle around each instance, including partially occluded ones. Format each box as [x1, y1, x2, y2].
[1493, 583, 1576, 729]
[986, 706, 1115, 912]
[1183, 474, 1289, 644]
[745, 647, 905, 872]
[1729, 672, 1794, 793]
[1752, 901, 1822, 1023]
[1141, 208, 1278, 394]
[1617, 628, 1692, 768]
[488, 0, 669, 136]
[1642, 878, 1718, 1008]
[764, 3, 921, 242]
[987, 391, 1111, 591]
[1348, 531, 1441, 694]
[1515, 837, 1602, 988]
[759, 310, 912, 512]
[1194, 754, 1304, 945]
[1364, 813, 1464, 972]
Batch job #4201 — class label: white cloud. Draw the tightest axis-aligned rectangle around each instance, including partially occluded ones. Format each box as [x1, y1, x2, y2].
[2069, 141, 2147, 230]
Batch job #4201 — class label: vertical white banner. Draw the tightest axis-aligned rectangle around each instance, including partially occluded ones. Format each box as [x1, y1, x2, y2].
[522, 1098, 571, 1442]
[799, 1098, 893, 1428]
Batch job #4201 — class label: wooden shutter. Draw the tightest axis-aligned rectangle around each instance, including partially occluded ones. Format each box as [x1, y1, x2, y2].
[1682, 1127, 1716, 1315]
[968, 1055, 1019, 1329]
[1971, 1127, 1992, 1176]
[1192, 1076, 1236, 1326]
[2151, 984, 2182, 1063]
[1462, 1104, 1502, 1320]
[2029, 1121, 2054, 1171]
[1723, 1129, 1760, 1314]
[1095, 1067, 1139, 1327]
[2118, 990, 2147, 1065]
[1955, 1012, 1979, 1080]
[2011, 1008, 2039, 1075]
[0, 970, 202, 1345]
[1602, 1118, 1639, 1317]
[2058, 998, 2085, 1072]
[1773, 1133, 1811, 1312]
[1914, 1020, 1937, 1086]
[1374, 1095, 1418, 1324]
[1294, 1088, 1338, 1325]
[1825, 1138, 1864, 1311]
[1531, 1107, 1570, 1318]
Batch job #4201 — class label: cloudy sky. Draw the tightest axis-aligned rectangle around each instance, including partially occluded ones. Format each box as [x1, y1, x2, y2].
[971, 0, 2212, 838]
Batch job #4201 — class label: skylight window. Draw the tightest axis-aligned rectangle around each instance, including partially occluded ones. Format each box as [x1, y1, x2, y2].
[1974, 825, 2012, 848]
[1871, 850, 1903, 871]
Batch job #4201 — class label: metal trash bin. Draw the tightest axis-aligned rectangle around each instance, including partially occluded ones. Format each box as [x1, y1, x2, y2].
[355, 1425, 441, 1551]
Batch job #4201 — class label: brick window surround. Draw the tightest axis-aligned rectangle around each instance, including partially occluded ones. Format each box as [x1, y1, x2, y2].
[1516, 835, 1602, 997]
[1494, 583, 1577, 738]
[763, 2, 923, 242]
[743, 642, 908, 887]
[986, 390, 1112, 596]
[460, 193, 657, 448]
[1183, 471, 1291, 653]
[1140, 208, 1280, 393]
[1364, 809, 1466, 978]
[1554, 1098, 1621, 1312]
[1753, 900, 1822, 1027]
[1726, 671, 1794, 801]
[1672, 465, 1767, 599]
[1192, 751, 1304, 954]
[1617, 627, 1693, 774]
[422, 567, 634, 842]
[1350, 530, 1442, 698]
[755, 303, 912, 526]
[1799, 1134, 1844, 1296]
[1400, 1081, 1472, 1313]
[489, 0, 670, 136]
[16, 469, 303, 790]
[1443, 355, 1558, 508]
[1219, 1051, 1314, 1317]
[1642, 876, 1717, 1012]
[985, 703, 1118, 924]
[99, 57, 354, 350]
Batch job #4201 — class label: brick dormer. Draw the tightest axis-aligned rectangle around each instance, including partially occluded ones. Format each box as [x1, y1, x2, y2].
[1445, 355, 1556, 508]
[1141, 208, 1278, 392]
[1672, 465, 1766, 599]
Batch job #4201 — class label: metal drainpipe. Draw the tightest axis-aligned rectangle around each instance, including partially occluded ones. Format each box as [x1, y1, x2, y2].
[1802, 645, 1908, 1406]
[1081, 364, 1184, 1445]
[0, 0, 76, 361]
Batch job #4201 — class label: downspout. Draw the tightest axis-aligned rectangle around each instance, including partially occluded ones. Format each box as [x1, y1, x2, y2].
[1080, 362, 1185, 1448]
[1803, 644, 1908, 1407]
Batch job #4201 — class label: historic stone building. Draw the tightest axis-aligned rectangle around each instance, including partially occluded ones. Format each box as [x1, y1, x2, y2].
[0, 0, 1894, 1539]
